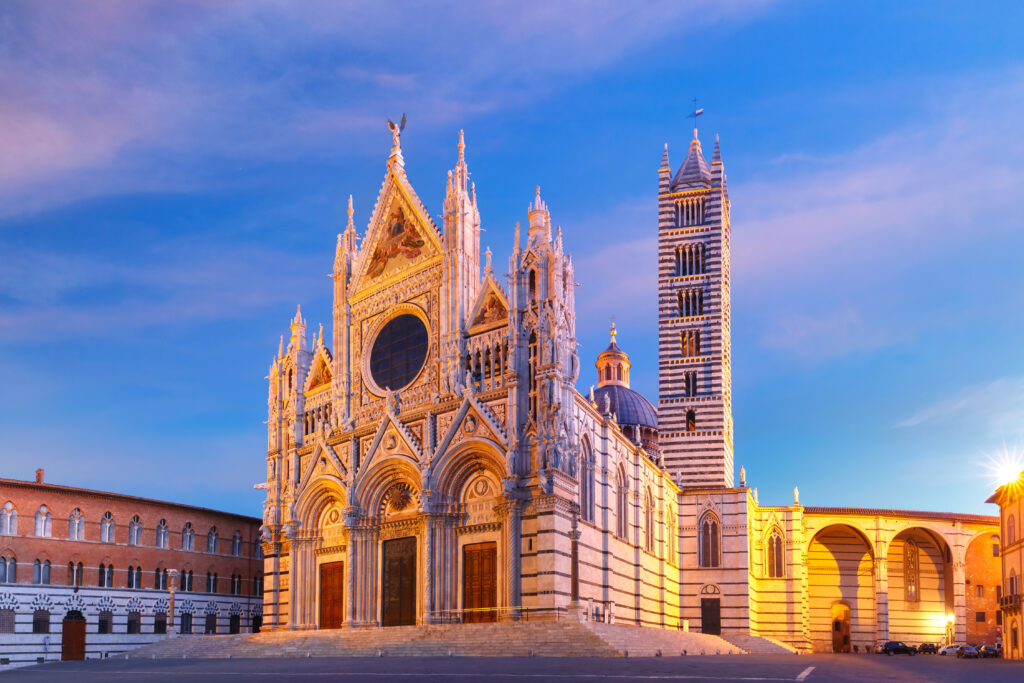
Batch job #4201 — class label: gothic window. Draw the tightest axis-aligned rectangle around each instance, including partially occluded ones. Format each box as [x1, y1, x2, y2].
[0, 556, 13, 583]
[254, 574, 264, 596]
[67, 561, 83, 586]
[155, 568, 168, 589]
[68, 509, 85, 541]
[207, 526, 219, 554]
[579, 440, 595, 523]
[34, 505, 51, 537]
[528, 332, 538, 422]
[616, 468, 628, 540]
[529, 269, 537, 300]
[255, 543, 264, 560]
[767, 528, 785, 578]
[33, 559, 51, 584]
[98, 563, 106, 587]
[101, 511, 115, 543]
[616, 365, 622, 381]
[684, 371, 698, 397]
[1009, 515, 1017, 545]
[687, 410, 696, 432]
[904, 539, 920, 603]
[0, 501, 16, 535]
[129, 516, 142, 546]
[182, 522, 194, 551]
[699, 513, 720, 568]
[232, 531, 243, 557]
[156, 519, 169, 548]
[644, 490, 655, 553]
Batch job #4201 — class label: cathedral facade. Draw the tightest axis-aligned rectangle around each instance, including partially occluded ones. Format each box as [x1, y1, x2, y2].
[259, 125, 1001, 652]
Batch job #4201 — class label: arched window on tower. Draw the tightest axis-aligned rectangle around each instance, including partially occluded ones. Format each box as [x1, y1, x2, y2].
[686, 410, 696, 432]
[698, 513, 720, 568]
[616, 467, 628, 540]
[766, 528, 785, 578]
[34, 506, 51, 537]
[904, 539, 920, 603]
[0, 502, 16, 536]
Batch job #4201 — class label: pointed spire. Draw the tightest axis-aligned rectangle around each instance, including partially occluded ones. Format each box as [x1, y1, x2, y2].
[660, 142, 670, 170]
[513, 221, 521, 252]
[527, 186, 550, 241]
[484, 246, 493, 277]
[458, 129, 465, 165]
[278, 335, 285, 359]
[317, 323, 324, 348]
[470, 181, 476, 206]
[712, 133, 721, 164]
[341, 195, 358, 254]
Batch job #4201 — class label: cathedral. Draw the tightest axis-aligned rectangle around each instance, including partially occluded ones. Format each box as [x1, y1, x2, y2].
[258, 124, 1002, 653]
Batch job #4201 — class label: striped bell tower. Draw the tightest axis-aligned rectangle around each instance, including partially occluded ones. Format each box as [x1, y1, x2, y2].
[657, 127, 734, 488]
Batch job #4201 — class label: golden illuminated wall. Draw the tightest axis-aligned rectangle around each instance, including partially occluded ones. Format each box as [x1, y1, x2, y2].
[806, 526, 875, 652]
[886, 531, 947, 645]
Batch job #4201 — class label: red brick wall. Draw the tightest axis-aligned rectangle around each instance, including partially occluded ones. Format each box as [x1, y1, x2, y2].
[0, 478, 262, 595]
[965, 531, 1002, 645]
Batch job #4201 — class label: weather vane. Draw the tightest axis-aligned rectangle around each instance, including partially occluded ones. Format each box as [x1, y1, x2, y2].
[688, 98, 704, 129]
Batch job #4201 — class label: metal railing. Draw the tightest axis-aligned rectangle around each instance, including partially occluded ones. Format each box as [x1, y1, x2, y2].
[425, 605, 570, 624]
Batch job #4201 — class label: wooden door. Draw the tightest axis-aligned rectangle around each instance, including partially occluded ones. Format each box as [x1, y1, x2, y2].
[382, 537, 416, 626]
[61, 612, 86, 661]
[463, 542, 497, 623]
[319, 561, 345, 629]
[700, 598, 721, 635]
[831, 603, 851, 653]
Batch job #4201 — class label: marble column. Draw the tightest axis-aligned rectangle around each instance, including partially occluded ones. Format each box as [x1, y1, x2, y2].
[874, 556, 889, 644]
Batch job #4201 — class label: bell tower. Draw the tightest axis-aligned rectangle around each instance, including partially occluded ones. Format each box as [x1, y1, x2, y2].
[657, 127, 734, 488]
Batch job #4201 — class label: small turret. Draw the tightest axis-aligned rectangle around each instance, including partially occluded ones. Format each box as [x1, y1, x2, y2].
[289, 305, 307, 352]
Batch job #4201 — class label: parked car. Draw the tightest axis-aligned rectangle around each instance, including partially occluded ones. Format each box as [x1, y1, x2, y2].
[879, 641, 916, 656]
[938, 644, 960, 656]
[917, 643, 938, 654]
[956, 646, 980, 659]
[978, 645, 1001, 658]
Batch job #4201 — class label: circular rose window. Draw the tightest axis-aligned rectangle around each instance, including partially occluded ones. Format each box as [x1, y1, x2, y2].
[369, 314, 429, 391]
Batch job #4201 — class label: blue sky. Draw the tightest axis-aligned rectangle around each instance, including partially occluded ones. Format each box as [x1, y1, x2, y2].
[1, 1, 1022, 516]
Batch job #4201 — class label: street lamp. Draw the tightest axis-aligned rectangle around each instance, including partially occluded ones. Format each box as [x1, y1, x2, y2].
[945, 613, 955, 645]
[168, 569, 179, 637]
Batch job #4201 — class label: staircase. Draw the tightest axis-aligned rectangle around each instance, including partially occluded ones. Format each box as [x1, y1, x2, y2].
[125, 621, 743, 659]
[717, 634, 799, 655]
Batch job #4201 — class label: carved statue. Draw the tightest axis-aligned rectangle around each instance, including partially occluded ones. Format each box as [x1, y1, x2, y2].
[387, 114, 406, 149]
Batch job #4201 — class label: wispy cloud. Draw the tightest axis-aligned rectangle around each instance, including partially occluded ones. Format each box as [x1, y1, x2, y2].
[0, 0, 773, 215]
[894, 376, 1024, 436]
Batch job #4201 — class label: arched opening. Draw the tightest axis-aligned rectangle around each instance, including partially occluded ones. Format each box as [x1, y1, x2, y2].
[807, 524, 875, 653]
[615, 467, 628, 540]
[831, 602, 852, 653]
[887, 527, 951, 646]
[686, 410, 696, 432]
[698, 513, 720, 568]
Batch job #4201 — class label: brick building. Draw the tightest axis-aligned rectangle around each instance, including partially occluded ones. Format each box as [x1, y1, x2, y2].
[988, 472, 1024, 659]
[0, 470, 262, 666]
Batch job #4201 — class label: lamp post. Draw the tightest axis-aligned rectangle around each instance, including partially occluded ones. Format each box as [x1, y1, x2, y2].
[168, 569, 179, 637]
[945, 613, 955, 645]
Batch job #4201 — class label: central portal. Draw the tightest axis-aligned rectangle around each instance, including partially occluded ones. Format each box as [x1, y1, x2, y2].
[382, 536, 417, 626]
[463, 541, 497, 623]
[319, 561, 345, 629]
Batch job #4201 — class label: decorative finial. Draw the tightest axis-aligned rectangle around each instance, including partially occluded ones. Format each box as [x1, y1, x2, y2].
[347, 194, 354, 226]
[793, 486, 800, 506]
[688, 98, 704, 139]
[739, 465, 746, 487]
[387, 114, 406, 149]
[458, 129, 465, 162]
[609, 321, 617, 343]
[318, 323, 324, 347]
[485, 247, 493, 275]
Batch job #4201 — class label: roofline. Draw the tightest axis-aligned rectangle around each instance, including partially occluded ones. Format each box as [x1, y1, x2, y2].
[802, 506, 998, 524]
[0, 477, 261, 524]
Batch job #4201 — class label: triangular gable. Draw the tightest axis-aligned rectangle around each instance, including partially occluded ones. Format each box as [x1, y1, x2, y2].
[467, 276, 509, 332]
[435, 390, 509, 458]
[350, 168, 442, 294]
[304, 347, 333, 394]
[297, 438, 349, 495]
[358, 408, 425, 476]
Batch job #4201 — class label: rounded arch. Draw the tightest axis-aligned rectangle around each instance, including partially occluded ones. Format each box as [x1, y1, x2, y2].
[885, 523, 954, 556]
[429, 438, 507, 505]
[294, 473, 349, 535]
[805, 523, 876, 653]
[350, 455, 423, 516]
[805, 522, 876, 559]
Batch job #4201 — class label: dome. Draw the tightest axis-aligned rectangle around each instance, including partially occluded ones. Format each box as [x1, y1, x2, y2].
[593, 384, 658, 429]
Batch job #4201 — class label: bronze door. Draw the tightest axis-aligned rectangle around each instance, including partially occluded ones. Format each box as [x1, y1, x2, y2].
[700, 598, 721, 635]
[382, 537, 417, 626]
[463, 542, 497, 623]
[61, 611, 86, 660]
[319, 561, 345, 629]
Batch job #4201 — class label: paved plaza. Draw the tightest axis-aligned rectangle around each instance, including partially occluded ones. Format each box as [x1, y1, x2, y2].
[3, 655, 1024, 683]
